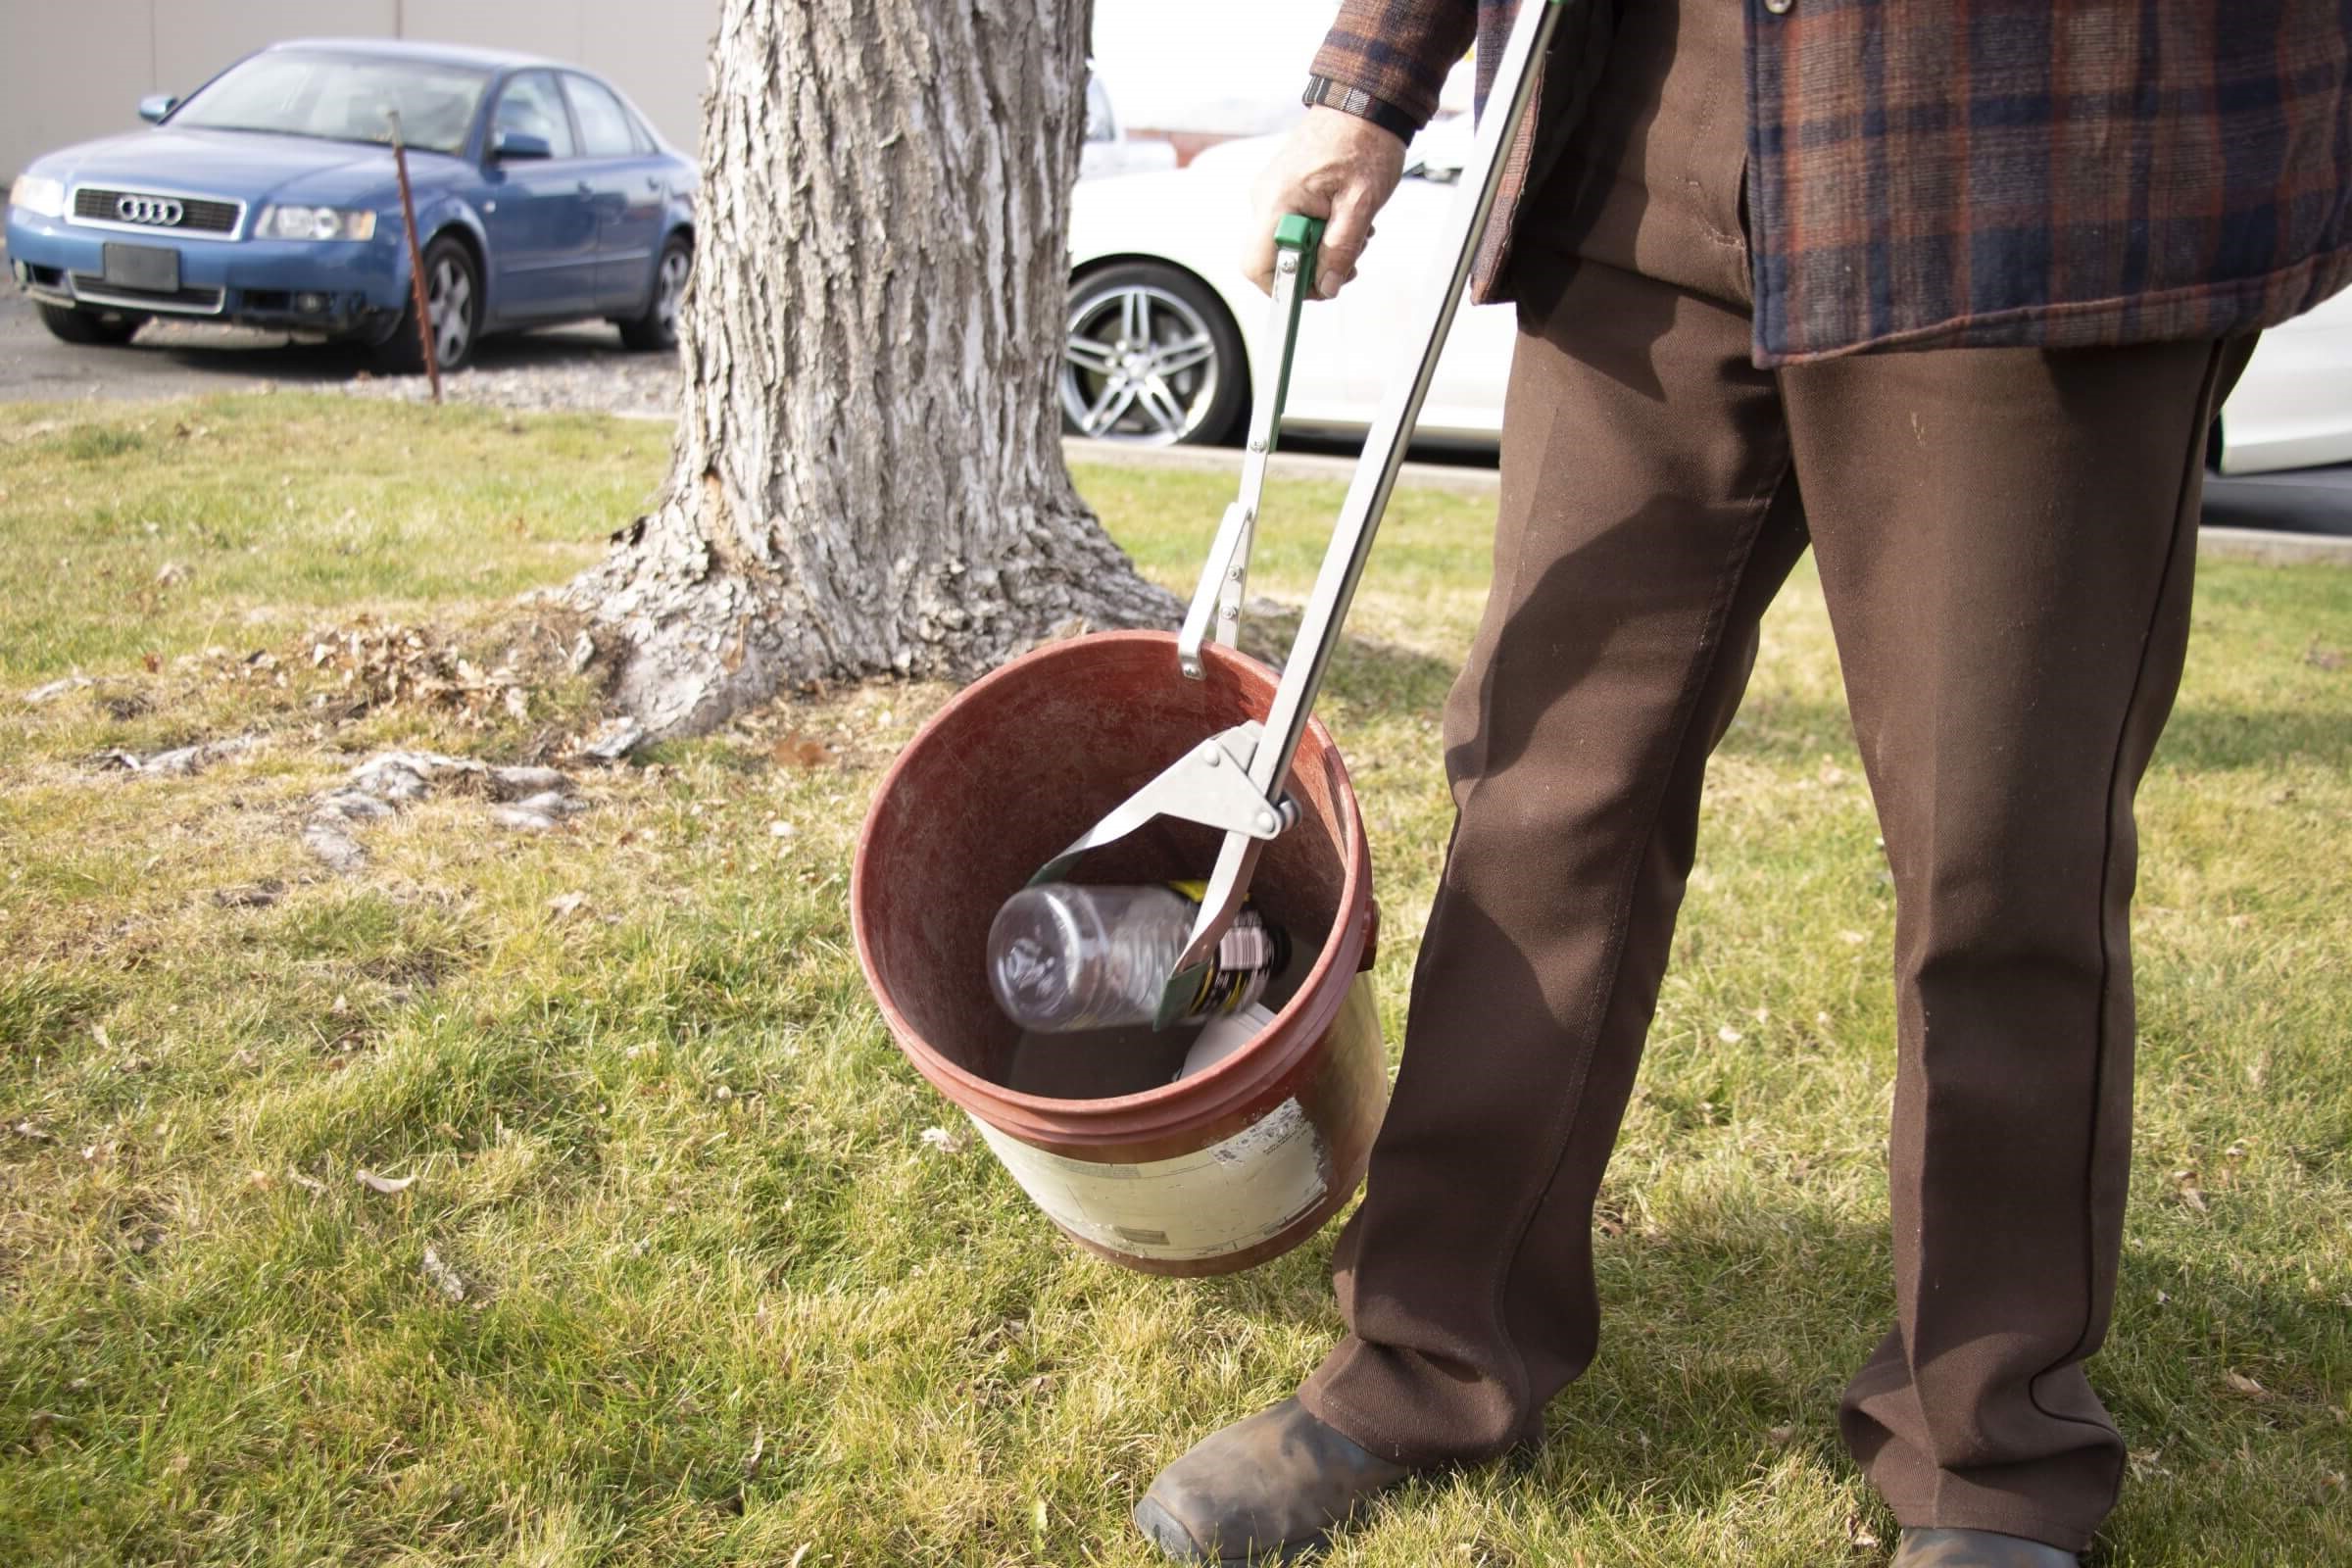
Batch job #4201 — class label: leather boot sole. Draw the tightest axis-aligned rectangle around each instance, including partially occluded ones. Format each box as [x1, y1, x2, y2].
[1133, 1494, 1328, 1565]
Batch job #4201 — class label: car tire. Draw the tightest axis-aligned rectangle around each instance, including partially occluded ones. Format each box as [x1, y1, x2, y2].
[38, 304, 146, 347]
[617, 233, 692, 352]
[375, 234, 481, 375]
[1062, 262, 1247, 446]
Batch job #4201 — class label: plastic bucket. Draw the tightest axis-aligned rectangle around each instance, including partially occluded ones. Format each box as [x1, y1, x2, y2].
[852, 631, 1388, 1277]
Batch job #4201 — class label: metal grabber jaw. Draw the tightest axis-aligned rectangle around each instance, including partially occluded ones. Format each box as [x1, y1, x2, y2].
[1025, 0, 1569, 1028]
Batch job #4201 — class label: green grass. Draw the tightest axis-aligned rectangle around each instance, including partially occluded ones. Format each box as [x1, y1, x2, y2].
[1, 397, 2346, 1566]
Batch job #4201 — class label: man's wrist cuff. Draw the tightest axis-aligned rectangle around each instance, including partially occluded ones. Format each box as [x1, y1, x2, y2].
[1301, 75, 1420, 142]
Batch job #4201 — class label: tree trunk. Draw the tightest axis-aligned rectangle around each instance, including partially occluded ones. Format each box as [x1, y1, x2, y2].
[569, 0, 1179, 738]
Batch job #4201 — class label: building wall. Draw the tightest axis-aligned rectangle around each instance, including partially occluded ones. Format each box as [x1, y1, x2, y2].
[1, 0, 719, 181]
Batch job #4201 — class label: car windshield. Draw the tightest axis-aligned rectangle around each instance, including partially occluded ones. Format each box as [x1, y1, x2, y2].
[171, 53, 491, 155]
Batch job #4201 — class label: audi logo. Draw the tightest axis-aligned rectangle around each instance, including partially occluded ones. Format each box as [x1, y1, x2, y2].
[115, 195, 184, 227]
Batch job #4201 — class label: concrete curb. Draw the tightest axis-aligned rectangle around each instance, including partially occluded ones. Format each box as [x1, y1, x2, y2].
[1061, 437, 2352, 565]
[2194, 524, 2352, 566]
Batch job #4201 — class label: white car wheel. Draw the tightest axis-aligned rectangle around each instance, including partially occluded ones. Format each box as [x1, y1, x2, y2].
[1062, 263, 1246, 446]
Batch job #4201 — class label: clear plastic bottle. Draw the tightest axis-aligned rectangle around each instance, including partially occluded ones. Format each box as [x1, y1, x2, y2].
[986, 882, 1290, 1034]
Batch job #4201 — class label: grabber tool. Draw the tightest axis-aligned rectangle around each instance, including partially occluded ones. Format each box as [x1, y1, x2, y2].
[1029, 0, 1569, 1028]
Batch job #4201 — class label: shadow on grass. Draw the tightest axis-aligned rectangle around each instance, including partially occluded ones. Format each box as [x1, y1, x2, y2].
[1190, 1197, 2343, 1562]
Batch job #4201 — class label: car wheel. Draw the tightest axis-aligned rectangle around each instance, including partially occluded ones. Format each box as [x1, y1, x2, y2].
[376, 235, 481, 374]
[38, 304, 146, 347]
[618, 234, 692, 352]
[1062, 262, 1246, 446]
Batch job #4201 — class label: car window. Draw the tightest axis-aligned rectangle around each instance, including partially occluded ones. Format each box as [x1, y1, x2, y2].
[493, 72, 575, 159]
[171, 52, 488, 154]
[564, 74, 637, 160]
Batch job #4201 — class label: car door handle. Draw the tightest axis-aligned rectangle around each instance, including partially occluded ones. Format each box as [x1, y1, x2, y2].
[577, 181, 596, 196]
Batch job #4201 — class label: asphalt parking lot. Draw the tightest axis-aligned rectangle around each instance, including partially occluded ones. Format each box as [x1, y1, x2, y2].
[6, 279, 2352, 542]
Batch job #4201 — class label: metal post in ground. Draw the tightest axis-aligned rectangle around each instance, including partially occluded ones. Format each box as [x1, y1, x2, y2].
[386, 109, 442, 405]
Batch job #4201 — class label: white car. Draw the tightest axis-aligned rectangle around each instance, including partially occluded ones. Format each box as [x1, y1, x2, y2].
[1065, 119, 2352, 475]
[1079, 71, 1178, 183]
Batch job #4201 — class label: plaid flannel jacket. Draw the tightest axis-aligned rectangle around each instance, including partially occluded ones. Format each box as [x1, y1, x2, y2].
[1310, 0, 2352, 365]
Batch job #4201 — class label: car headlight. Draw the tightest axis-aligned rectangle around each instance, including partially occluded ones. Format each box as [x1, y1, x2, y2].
[256, 205, 378, 242]
[8, 174, 67, 219]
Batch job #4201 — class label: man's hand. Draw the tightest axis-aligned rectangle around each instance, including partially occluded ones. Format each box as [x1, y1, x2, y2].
[1246, 107, 1408, 300]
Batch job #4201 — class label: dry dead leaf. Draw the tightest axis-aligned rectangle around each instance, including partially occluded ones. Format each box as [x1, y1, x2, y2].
[141, 652, 163, 674]
[357, 1169, 416, 1195]
[286, 1167, 328, 1195]
[771, 732, 833, 768]
[24, 675, 94, 705]
[421, 1247, 466, 1302]
[1767, 1424, 1796, 1446]
[2224, 1370, 2270, 1398]
[547, 892, 589, 920]
[2306, 642, 2345, 671]
[919, 1126, 966, 1154]
[2172, 1169, 2209, 1212]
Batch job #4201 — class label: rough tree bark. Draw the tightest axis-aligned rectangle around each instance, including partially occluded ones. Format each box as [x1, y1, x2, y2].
[569, 0, 1180, 738]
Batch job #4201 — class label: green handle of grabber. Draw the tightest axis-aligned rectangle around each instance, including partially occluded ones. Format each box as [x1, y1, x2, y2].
[1266, 213, 1325, 428]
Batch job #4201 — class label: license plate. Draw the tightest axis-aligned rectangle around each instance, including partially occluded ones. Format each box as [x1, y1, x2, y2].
[102, 242, 178, 294]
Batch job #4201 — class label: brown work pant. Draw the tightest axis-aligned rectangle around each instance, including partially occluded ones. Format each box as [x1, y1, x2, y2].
[1296, 0, 2248, 1550]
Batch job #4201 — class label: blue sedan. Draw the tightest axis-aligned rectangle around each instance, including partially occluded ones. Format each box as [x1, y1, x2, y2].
[4, 39, 697, 371]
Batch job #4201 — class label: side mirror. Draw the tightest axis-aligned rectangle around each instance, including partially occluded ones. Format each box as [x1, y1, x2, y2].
[492, 129, 553, 162]
[138, 94, 179, 124]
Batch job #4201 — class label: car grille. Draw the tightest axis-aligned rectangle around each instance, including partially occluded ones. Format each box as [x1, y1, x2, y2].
[73, 186, 242, 235]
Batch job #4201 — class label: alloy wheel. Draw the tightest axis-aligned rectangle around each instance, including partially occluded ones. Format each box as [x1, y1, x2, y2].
[1062, 282, 1221, 444]
[656, 248, 690, 338]
[428, 256, 474, 368]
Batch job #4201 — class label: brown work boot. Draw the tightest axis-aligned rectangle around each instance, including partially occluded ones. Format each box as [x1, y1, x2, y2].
[1132, 1397, 1412, 1563]
[1891, 1528, 2082, 1566]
